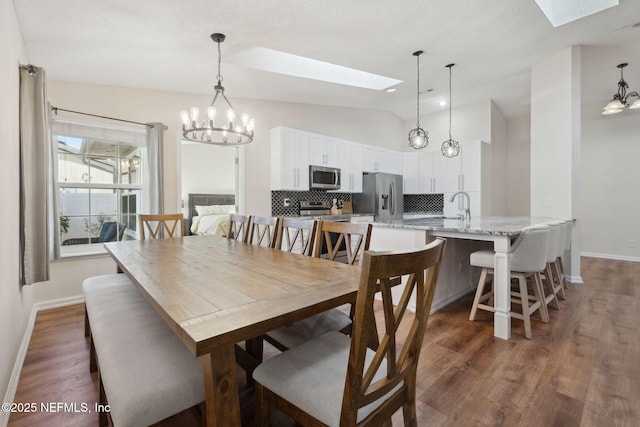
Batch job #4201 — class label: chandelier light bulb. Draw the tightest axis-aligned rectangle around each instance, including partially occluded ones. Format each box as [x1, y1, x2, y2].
[180, 110, 189, 126]
[190, 107, 199, 124]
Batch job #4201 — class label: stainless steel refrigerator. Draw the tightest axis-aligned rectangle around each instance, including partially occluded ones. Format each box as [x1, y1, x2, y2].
[352, 172, 403, 221]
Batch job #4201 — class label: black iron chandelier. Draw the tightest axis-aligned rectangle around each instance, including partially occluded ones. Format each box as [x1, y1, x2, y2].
[181, 33, 254, 145]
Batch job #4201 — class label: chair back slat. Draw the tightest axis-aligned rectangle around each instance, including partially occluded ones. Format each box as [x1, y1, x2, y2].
[247, 216, 280, 248]
[139, 214, 184, 240]
[313, 221, 372, 265]
[340, 238, 446, 425]
[276, 218, 317, 256]
[227, 214, 251, 242]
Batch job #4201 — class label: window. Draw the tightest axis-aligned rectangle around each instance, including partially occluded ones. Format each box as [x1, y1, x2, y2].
[52, 120, 155, 257]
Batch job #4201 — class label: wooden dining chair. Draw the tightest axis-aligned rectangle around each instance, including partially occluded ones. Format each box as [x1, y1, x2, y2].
[275, 217, 317, 256]
[314, 220, 373, 265]
[253, 238, 446, 427]
[226, 213, 251, 242]
[262, 220, 372, 353]
[139, 214, 184, 240]
[247, 216, 281, 248]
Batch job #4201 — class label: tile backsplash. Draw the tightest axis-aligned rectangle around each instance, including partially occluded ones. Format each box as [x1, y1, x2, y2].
[271, 191, 443, 216]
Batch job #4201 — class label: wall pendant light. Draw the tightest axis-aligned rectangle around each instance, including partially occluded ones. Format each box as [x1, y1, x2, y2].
[408, 51, 429, 150]
[181, 33, 254, 145]
[602, 63, 640, 115]
[441, 63, 460, 158]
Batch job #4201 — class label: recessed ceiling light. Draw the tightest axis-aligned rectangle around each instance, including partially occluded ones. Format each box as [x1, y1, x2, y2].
[226, 47, 402, 90]
[534, 0, 618, 27]
[439, 100, 447, 107]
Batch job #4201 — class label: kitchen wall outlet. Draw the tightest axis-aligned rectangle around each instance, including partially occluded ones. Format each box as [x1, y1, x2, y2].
[283, 198, 290, 207]
[629, 239, 637, 248]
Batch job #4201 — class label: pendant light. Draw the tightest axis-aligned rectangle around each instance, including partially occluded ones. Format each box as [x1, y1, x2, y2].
[408, 51, 429, 150]
[602, 63, 640, 115]
[181, 33, 254, 145]
[441, 63, 460, 158]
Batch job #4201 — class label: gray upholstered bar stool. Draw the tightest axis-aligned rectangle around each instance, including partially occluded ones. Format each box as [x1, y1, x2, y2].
[469, 224, 550, 339]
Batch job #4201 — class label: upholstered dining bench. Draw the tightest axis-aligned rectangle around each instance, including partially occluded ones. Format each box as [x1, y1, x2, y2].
[83, 274, 204, 426]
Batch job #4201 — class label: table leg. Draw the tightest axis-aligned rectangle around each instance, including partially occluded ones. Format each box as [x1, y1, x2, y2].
[493, 236, 511, 340]
[201, 346, 242, 427]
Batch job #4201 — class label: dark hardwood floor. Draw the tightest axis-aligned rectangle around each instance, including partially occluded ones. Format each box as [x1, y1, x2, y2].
[7, 256, 639, 426]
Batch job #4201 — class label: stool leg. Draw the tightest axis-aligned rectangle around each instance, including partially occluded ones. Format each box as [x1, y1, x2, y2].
[470, 267, 489, 321]
[543, 264, 560, 310]
[516, 273, 532, 339]
[553, 259, 567, 299]
[532, 272, 549, 323]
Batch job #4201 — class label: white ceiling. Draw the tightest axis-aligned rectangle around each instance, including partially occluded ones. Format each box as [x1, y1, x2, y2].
[12, 0, 640, 120]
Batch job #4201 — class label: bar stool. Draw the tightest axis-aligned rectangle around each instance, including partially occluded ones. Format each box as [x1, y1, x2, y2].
[469, 224, 550, 339]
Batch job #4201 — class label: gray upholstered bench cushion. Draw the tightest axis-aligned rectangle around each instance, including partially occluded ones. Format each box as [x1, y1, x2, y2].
[253, 331, 401, 426]
[83, 274, 204, 427]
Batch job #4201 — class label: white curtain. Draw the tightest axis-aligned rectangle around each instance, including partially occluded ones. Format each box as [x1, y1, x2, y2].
[145, 123, 165, 214]
[19, 65, 51, 286]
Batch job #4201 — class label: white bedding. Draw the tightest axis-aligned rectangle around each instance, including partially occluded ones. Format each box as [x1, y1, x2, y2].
[190, 213, 229, 236]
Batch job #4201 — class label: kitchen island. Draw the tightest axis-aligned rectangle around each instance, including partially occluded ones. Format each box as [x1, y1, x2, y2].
[367, 216, 561, 340]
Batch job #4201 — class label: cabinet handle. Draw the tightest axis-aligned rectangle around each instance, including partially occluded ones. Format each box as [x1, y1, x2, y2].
[461, 174, 465, 190]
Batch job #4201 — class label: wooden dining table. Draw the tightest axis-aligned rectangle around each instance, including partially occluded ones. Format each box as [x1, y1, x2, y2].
[104, 234, 362, 427]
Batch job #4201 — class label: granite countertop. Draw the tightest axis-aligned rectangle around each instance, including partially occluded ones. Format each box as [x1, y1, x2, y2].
[371, 216, 563, 236]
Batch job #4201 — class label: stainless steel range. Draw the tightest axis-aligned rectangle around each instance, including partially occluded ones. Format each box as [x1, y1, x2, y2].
[299, 200, 332, 216]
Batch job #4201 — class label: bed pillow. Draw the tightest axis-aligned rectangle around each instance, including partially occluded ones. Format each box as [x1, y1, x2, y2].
[195, 205, 235, 216]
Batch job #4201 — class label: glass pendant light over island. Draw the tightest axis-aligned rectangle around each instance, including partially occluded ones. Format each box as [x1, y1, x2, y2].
[181, 33, 254, 145]
[441, 63, 460, 158]
[408, 50, 429, 150]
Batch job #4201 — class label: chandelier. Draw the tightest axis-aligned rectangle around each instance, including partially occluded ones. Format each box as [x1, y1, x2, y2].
[441, 63, 460, 158]
[602, 63, 640, 115]
[408, 51, 429, 150]
[181, 33, 254, 145]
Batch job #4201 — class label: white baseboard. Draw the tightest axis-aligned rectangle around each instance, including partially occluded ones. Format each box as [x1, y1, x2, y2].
[567, 275, 584, 284]
[1, 295, 84, 427]
[581, 252, 640, 263]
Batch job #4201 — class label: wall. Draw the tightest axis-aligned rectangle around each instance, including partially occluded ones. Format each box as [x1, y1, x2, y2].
[506, 115, 531, 215]
[579, 44, 640, 261]
[0, 0, 34, 408]
[490, 101, 508, 215]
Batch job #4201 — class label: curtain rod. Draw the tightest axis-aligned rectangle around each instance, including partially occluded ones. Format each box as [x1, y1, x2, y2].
[50, 106, 155, 128]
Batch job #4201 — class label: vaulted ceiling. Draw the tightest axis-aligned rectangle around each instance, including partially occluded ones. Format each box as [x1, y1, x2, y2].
[13, 0, 640, 120]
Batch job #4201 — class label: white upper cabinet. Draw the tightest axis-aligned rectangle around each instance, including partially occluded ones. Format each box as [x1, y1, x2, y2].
[309, 133, 339, 167]
[363, 146, 403, 174]
[334, 140, 363, 193]
[270, 127, 310, 191]
[403, 152, 420, 194]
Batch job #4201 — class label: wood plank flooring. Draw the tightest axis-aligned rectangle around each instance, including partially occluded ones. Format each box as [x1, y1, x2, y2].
[7, 256, 639, 426]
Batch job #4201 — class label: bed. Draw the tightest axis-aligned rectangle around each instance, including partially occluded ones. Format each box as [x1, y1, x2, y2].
[187, 193, 236, 236]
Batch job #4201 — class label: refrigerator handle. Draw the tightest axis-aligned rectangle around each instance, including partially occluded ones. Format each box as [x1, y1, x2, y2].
[389, 181, 395, 216]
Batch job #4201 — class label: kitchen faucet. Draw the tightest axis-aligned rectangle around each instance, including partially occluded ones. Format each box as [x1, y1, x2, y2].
[449, 191, 471, 222]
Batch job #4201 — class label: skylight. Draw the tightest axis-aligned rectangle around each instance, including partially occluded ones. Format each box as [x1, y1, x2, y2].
[226, 47, 402, 91]
[534, 0, 619, 27]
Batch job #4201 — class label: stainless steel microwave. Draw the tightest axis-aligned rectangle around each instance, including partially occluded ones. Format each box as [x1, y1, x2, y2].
[309, 165, 341, 190]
